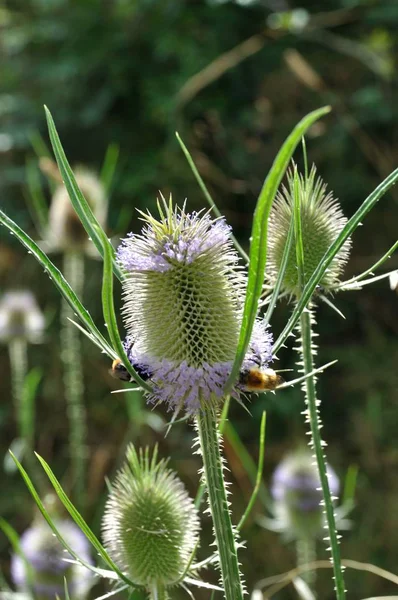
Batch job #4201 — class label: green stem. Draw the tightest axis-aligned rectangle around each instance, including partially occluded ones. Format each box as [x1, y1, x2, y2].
[196, 404, 244, 600]
[296, 537, 317, 587]
[61, 251, 87, 510]
[149, 583, 169, 600]
[9, 337, 28, 440]
[300, 308, 346, 600]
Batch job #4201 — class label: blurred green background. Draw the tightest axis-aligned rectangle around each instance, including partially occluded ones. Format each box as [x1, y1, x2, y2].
[1, 0, 398, 598]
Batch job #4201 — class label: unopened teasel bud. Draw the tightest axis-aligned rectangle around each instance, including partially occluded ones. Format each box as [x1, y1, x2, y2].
[102, 445, 200, 589]
[267, 165, 351, 298]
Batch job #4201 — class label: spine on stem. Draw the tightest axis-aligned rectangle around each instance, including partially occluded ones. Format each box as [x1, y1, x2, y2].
[196, 403, 244, 600]
[298, 307, 346, 600]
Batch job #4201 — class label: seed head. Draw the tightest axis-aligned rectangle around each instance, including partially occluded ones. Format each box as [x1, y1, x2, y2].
[10, 518, 93, 600]
[0, 290, 45, 343]
[267, 165, 351, 298]
[102, 445, 200, 588]
[271, 450, 339, 540]
[117, 199, 273, 413]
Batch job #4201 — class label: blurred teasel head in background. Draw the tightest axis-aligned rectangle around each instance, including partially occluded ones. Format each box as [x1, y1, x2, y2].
[117, 198, 273, 414]
[102, 445, 200, 589]
[40, 158, 107, 254]
[11, 517, 93, 600]
[0, 290, 45, 344]
[266, 164, 351, 299]
[269, 450, 339, 541]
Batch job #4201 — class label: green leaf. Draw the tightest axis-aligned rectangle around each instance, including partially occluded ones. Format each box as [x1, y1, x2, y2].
[273, 166, 398, 353]
[9, 452, 114, 582]
[176, 132, 249, 263]
[0, 518, 35, 593]
[44, 106, 123, 282]
[25, 158, 49, 235]
[237, 411, 267, 531]
[0, 209, 115, 359]
[100, 143, 120, 193]
[225, 106, 331, 390]
[96, 225, 153, 392]
[264, 216, 294, 324]
[32, 452, 136, 587]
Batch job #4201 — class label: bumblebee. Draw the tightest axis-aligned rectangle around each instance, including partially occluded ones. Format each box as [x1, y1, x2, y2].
[239, 367, 284, 392]
[110, 358, 151, 383]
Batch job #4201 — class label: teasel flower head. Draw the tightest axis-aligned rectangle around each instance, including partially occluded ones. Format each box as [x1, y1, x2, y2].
[266, 165, 351, 298]
[102, 445, 200, 589]
[270, 450, 340, 540]
[0, 290, 45, 344]
[117, 198, 273, 414]
[43, 160, 107, 254]
[10, 518, 93, 600]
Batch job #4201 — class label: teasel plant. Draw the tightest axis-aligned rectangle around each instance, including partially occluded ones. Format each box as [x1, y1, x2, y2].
[255, 450, 354, 597]
[1, 104, 398, 600]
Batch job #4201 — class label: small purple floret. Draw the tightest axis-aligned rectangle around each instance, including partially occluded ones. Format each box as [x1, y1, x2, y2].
[117, 214, 232, 274]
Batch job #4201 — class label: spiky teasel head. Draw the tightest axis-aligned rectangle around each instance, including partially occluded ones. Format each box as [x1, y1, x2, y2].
[102, 445, 200, 589]
[117, 197, 273, 414]
[44, 162, 107, 253]
[0, 290, 45, 344]
[10, 517, 93, 600]
[267, 165, 351, 298]
[270, 450, 339, 541]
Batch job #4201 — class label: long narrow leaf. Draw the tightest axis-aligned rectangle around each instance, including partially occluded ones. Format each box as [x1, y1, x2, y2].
[264, 217, 294, 324]
[237, 411, 266, 531]
[34, 453, 135, 587]
[44, 106, 123, 282]
[225, 106, 331, 390]
[10, 453, 112, 582]
[97, 225, 153, 392]
[0, 210, 114, 358]
[176, 132, 249, 263]
[273, 166, 398, 353]
[25, 158, 49, 234]
[100, 143, 120, 193]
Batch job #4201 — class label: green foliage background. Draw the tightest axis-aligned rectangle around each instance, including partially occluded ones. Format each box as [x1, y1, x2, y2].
[1, 0, 397, 598]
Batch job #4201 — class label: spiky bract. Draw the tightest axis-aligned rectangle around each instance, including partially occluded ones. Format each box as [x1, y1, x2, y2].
[271, 451, 339, 540]
[117, 199, 273, 413]
[267, 165, 351, 297]
[10, 519, 93, 600]
[102, 445, 200, 588]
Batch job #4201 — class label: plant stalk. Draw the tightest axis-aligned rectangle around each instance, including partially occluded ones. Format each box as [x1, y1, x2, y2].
[300, 308, 346, 600]
[61, 250, 87, 510]
[9, 337, 29, 441]
[196, 403, 244, 600]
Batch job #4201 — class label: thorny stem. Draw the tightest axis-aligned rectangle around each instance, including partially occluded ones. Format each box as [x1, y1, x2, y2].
[299, 307, 346, 600]
[196, 403, 244, 600]
[61, 251, 87, 510]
